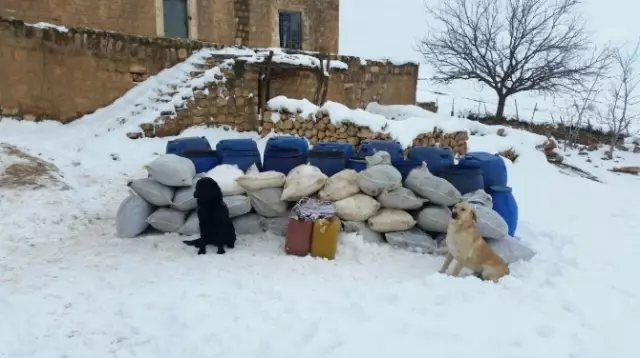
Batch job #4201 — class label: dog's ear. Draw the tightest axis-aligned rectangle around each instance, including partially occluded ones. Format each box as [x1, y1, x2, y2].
[471, 209, 478, 223]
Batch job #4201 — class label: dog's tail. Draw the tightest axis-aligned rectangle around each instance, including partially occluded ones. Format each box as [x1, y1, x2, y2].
[183, 238, 203, 247]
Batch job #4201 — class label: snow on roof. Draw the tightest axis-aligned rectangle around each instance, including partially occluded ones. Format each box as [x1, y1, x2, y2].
[265, 96, 532, 148]
[236, 48, 349, 74]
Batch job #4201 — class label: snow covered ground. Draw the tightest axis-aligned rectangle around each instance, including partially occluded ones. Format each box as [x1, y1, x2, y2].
[2, 89, 640, 357]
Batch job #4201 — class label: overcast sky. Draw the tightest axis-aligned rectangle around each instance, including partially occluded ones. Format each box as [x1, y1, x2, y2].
[340, 0, 639, 63]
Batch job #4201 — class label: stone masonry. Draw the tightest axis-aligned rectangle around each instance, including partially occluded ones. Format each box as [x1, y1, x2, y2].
[135, 54, 418, 137]
[0, 17, 208, 122]
[1, 0, 340, 53]
[261, 109, 469, 156]
[1, 17, 418, 124]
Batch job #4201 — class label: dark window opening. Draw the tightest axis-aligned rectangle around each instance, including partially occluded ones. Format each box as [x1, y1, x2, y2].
[278, 11, 302, 50]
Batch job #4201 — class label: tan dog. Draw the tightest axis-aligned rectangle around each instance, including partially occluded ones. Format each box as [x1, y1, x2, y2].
[438, 201, 509, 282]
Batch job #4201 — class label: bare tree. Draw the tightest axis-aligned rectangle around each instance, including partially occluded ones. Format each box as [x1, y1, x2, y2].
[419, 0, 609, 119]
[551, 64, 606, 151]
[598, 40, 640, 159]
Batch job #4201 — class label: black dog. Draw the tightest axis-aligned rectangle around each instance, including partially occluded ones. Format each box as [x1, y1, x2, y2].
[183, 177, 237, 255]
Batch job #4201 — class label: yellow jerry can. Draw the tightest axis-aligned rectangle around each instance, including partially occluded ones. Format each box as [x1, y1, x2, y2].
[310, 217, 341, 260]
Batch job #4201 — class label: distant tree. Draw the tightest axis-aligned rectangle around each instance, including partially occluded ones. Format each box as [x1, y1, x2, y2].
[419, 0, 609, 119]
[598, 40, 640, 159]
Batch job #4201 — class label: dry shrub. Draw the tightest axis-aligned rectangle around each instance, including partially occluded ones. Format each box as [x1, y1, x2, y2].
[499, 147, 519, 163]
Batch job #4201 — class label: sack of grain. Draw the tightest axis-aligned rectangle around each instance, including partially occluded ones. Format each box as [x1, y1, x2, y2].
[405, 162, 461, 206]
[334, 194, 380, 222]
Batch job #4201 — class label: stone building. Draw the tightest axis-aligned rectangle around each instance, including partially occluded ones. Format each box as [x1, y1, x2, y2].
[0, 0, 339, 53]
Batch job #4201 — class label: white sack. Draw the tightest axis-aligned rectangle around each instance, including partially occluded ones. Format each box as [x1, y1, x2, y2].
[178, 211, 199, 236]
[417, 205, 451, 233]
[462, 189, 493, 208]
[486, 236, 537, 264]
[145, 154, 196, 187]
[405, 162, 461, 206]
[249, 187, 288, 217]
[365, 151, 392, 166]
[171, 174, 205, 211]
[367, 208, 416, 233]
[318, 169, 360, 201]
[233, 213, 263, 236]
[172, 187, 197, 211]
[342, 221, 384, 244]
[223, 195, 252, 218]
[281, 164, 327, 201]
[206, 164, 246, 196]
[334, 194, 381, 222]
[377, 187, 425, 210]
[385, 228, 446, 254]
[260, 215, 291, 236]
[356, 164, 402, 197]
[470, 203, 509, 240]
[128, 178, 175, 207]
[235, 163, 286, 191]
[147, 207, 188, 233]
[115, 191, 156, 238]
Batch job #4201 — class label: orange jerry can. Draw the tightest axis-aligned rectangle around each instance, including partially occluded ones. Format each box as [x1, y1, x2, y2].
[310, 217, 341, 260]
[284, 216, 313, 256]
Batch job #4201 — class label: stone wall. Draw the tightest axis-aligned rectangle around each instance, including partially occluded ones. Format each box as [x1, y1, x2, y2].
[467, 114, 623, 146]
[135, 56, 463, 155]
[240, 56, 418, 109]
[136, 55, 418, 138]
[1, 17, 417, 125]
[1, 0, 158, 37]
[1, 0, 340, 52]
[261, 109, 469, 156]
[139, 59, 260, 137]
[0, 17, 207, 122]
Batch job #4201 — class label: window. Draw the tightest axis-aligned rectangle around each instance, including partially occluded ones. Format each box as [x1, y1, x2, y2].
[278, 11, 302, 50]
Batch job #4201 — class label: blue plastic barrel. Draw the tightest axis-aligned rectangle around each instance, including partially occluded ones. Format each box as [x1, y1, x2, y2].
[407, 146, 455, 174]
[313, 142, 354, 166]
[216, 138, 258, 154]
[347, 156, 368, 172]
[180, 149, 219, 173]
[308, 149, 347, 177]
[166, 136, 211, 155]
[488, 185, 518, 236]
[358, 140, 404, 161]
[220, 149, 262, 172]
[435, 165, 484, 195]
[267, 136, 309, 163]
[214, 139, 261, 172]
[458, 152, 508, 189]
[392, 159, 423, 182]
[263, 147, 304, 175]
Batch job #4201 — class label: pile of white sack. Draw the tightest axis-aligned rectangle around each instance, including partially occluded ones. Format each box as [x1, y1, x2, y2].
[115, 151, 534, 264]
[311, 151, 534, 264]
[116, 154, 265, 238]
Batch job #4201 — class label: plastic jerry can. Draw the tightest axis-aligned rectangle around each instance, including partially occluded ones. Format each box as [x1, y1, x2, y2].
[310, 217, 341, 260]
[284, 216, 313, 256]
